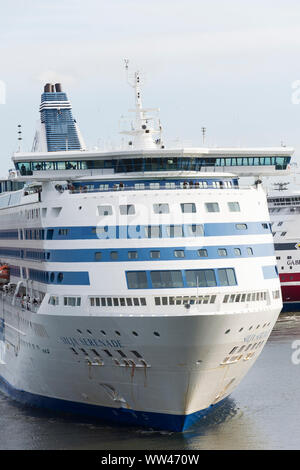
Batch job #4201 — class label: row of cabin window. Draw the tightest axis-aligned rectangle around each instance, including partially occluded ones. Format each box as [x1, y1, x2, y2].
[98, 201, 241, 216]
[73, 181, 234, 191]
[95, 247, 254, 261]
[223, 292, 267, 303]
[95, 223, 250, 239]
[90, 297, 146, 307]
[126, 268, 237, 289]
[1, 221, 252, 242]
[48, 296, 81, 306]
[154, 295, 217, 305]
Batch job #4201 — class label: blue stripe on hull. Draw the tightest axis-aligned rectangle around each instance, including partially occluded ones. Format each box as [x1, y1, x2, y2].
[0, 375, 224, 432]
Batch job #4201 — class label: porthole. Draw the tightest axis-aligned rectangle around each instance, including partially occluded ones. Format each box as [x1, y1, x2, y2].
[132, 331, 138, 336]
[78, 206, 82, 210]
[225, 329, 230, 334]
[115, 331, 121, 336]
[100, 330, 106, 335]
[239, 327, 243, 332]
[154, 331, 160, 337]
[87, 329, 92, 335]
[76, 329, 82, 334]
[249, 326, 253, 330]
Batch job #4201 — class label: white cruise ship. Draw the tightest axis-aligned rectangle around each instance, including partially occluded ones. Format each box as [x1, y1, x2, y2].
[0, 71, 293, 431]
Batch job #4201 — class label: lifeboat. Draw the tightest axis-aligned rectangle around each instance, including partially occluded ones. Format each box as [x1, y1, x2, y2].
[0, 265, 10, 284]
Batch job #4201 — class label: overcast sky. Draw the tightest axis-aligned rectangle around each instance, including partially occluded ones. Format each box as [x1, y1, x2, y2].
[1, 0, 300, 175]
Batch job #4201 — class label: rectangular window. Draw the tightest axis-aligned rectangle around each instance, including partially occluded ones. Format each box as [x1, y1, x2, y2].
[166, 225, 183, 237]
[218, 268, 237, 286]
[247, 247, 253, 256]
[128, 251, 138, 259]
[126, 271, 148, 289]
[64, 297, 81, 306]
[153, 203, 169, 214]
[197, 249, 208, 257]
[236, 224, 247, 230]
[205, 202, 220, 212]
[174, 250, 185, 258]
[186, 224, 204, 237]
[95, 252, 102, 261]
[150, 250, 160, 259]
[110, 251, 118, 260]
[185, 269, 217, 287]
[119, 204, 135, 215]
[218, 248, 227, 257]
[228, 202, 240, 212]
[150, 270, 184, 288]
[48, 296, 59, 305]
[180, 203, 196, 213]
[234, 248, 241, 256]
[98, 205, 112, 216]
[145, 225, 161, 238]
[126, 298, 133, 306]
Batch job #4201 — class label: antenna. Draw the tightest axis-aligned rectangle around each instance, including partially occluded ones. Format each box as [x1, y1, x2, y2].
[17, 124, 22, 152]
[201, 127, 206, 145]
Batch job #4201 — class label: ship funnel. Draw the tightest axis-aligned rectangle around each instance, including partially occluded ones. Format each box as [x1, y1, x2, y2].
[33, 83, 86, 152]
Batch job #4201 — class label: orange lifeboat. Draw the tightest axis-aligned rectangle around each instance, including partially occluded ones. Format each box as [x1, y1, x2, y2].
[0, 265, 10, 284]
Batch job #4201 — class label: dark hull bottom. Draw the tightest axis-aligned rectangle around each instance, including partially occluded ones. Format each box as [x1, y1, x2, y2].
[0, 375, 225, 432]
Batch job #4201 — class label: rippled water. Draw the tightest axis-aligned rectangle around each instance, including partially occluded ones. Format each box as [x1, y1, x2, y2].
[1, 314, 300, 450]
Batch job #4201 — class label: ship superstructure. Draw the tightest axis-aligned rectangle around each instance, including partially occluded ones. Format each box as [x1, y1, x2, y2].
[267, 183, 300, 312]
[0, 71, 292, 431]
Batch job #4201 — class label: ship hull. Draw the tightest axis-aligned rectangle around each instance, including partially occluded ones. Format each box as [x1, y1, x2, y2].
[0, 300, 280, 431]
